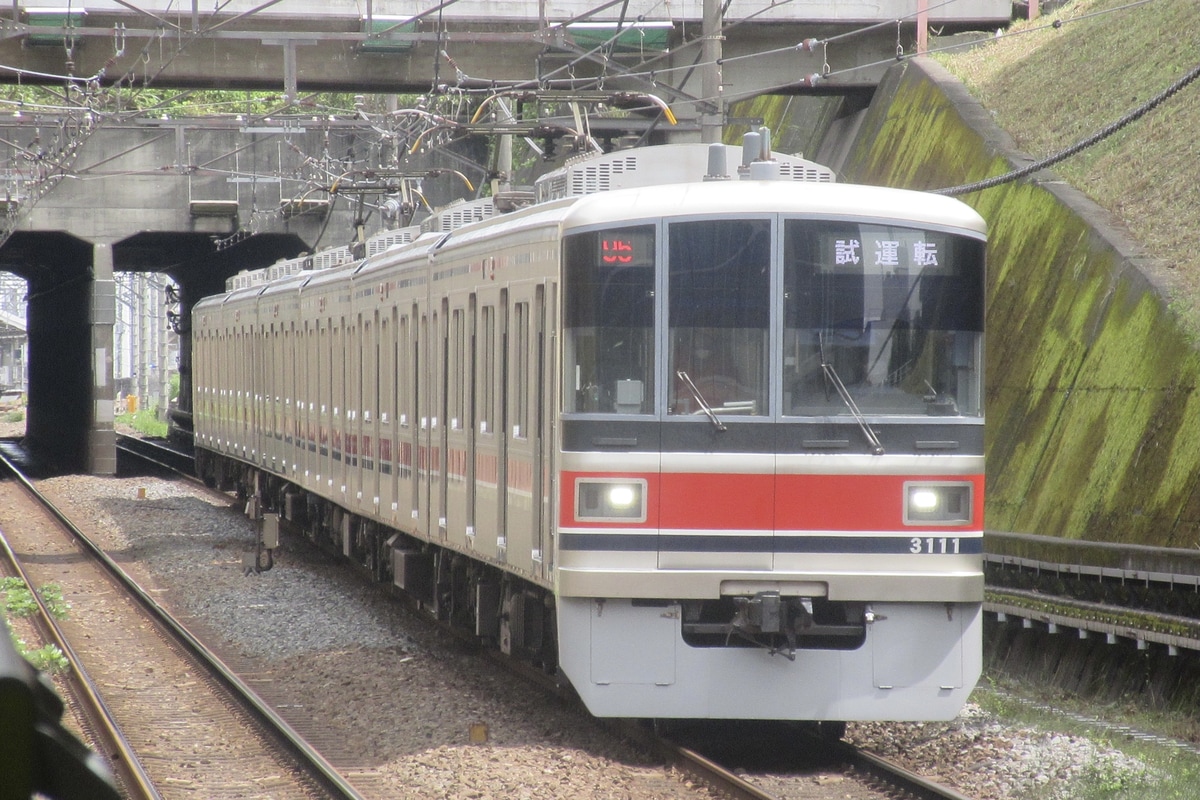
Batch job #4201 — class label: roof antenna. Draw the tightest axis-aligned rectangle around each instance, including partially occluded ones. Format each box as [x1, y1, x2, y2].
[705, 143, 730, 181]
[739, 131, 760, 180]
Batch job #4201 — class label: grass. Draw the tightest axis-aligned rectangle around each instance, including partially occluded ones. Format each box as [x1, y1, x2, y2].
[934, 0, 1200, 322]
[971, 680, 1200, 799]
[2, 576, 71, 673]
[116, 407, 169, 438]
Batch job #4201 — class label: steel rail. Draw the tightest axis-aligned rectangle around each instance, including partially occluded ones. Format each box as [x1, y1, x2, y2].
[0, 510, 158, 800]
[986, 529, 1200, 586]
[657, 740, 780, 800]
[0, 451, 367, 800]
[843, 744, 978, 800]
[115, 434, 196, 475]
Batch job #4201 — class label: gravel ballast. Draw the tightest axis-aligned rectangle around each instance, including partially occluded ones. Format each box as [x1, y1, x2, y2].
[35, 474, 716, 799]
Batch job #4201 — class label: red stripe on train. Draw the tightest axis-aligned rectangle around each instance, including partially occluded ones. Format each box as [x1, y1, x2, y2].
[559, 471, 984, 531]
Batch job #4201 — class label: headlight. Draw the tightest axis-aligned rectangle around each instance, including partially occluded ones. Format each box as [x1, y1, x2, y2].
[576, 479, 647, 522]
[904, 482, 972, 525]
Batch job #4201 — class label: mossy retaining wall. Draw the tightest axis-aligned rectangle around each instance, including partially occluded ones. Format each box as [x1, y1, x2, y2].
[732, 59, 1200, 548]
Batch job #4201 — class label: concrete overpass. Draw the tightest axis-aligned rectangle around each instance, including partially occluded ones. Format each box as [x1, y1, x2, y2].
[4, 1, 1012, 118]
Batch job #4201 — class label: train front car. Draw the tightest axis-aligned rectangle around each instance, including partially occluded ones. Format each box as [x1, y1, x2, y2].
[554, 179, 986, 721]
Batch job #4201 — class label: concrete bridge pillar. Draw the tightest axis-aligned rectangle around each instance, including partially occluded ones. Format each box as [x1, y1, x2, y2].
[12, 234, 117, 475]
[20, 233, 100, 474]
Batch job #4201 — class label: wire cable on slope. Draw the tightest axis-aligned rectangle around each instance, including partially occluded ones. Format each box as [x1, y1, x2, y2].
[935, 58, 1200, 196]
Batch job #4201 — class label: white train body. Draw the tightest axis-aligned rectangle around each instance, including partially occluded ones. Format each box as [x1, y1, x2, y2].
[193, 142, 986, 721]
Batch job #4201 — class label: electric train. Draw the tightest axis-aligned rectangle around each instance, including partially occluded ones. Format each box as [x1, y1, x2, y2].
[192, 136, 986, 722]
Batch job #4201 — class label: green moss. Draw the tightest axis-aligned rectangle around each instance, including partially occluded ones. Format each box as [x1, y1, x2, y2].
[756, 57, 1200, 549]
[988, 590, 1200, 640]
[725, 94, 848, 159]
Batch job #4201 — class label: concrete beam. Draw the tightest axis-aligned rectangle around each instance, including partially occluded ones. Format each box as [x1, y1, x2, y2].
[0, 2, 1012, 98]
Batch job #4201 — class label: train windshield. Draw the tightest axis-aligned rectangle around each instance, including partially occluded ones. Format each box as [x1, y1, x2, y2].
[562, 217, 983, 418]
[783, 220, 984, 417]
[562, 225, 656, 413]
[667, 219, 770, 417]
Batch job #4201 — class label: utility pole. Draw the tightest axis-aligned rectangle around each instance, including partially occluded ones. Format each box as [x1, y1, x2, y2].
[159, 280, 172, 419]
[136, 273, 150, 409]
[701, 0, 723, 143]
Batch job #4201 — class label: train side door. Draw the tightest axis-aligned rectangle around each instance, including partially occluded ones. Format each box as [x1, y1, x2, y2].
[329, 315, 346, 498]
[242, 317, 255, 462]
[472, 290, 504, 561]
[283, 321, 296, 475]
[250, 313, 260, 461]
[444, 301, 470, 547]
[347, 312, 364, 517]
[292, 320, 306, 488]
[505, 285, 542, 576]
[400, 309, 420, 527]
[536, 282, 556, 581]
[316, 316, 330, 491]
[378, 309, 397, 526]
[299, 317, 315, 494]
[431, 300, 449, 540]
[416, 309, 432, 537]
[464, 295, 478, 547]
[364, 310, 382, 519]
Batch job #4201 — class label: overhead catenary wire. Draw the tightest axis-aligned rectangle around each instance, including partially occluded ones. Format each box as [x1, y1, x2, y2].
[0, 0, 1162, 248]
[0, 0, 964, 222]
[600, 0, 1160, 105]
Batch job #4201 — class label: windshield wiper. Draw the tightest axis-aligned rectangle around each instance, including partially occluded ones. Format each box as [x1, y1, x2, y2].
[923, 380, 960, 416]
[676, 370, 727, 432]
[818, 334, 884, 455]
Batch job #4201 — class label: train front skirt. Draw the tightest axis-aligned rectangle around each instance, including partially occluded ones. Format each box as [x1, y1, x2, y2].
[557, 598, 982, 720]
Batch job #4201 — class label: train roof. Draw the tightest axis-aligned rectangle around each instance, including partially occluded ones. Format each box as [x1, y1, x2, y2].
[560, 178, 987, 236]
[297, 260, 359, 290]
[195, 141, 986, 311]
[257, 271, 312, 297]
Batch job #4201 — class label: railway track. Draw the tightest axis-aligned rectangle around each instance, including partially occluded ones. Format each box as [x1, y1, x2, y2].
[0, 449, 366, 800]
[658, 734, 978, 800]
[0, 526, 141, 799]
[110, 433, 1200, 796]
[115, 434, 196, 477]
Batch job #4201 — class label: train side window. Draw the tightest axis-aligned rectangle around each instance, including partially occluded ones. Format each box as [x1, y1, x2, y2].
[512, 301, 529, 438]
[479, 305, 495, 434]
[397, 313, 410, 427]
[451, 308, 465, 430]
[562, 226, 655, 414]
